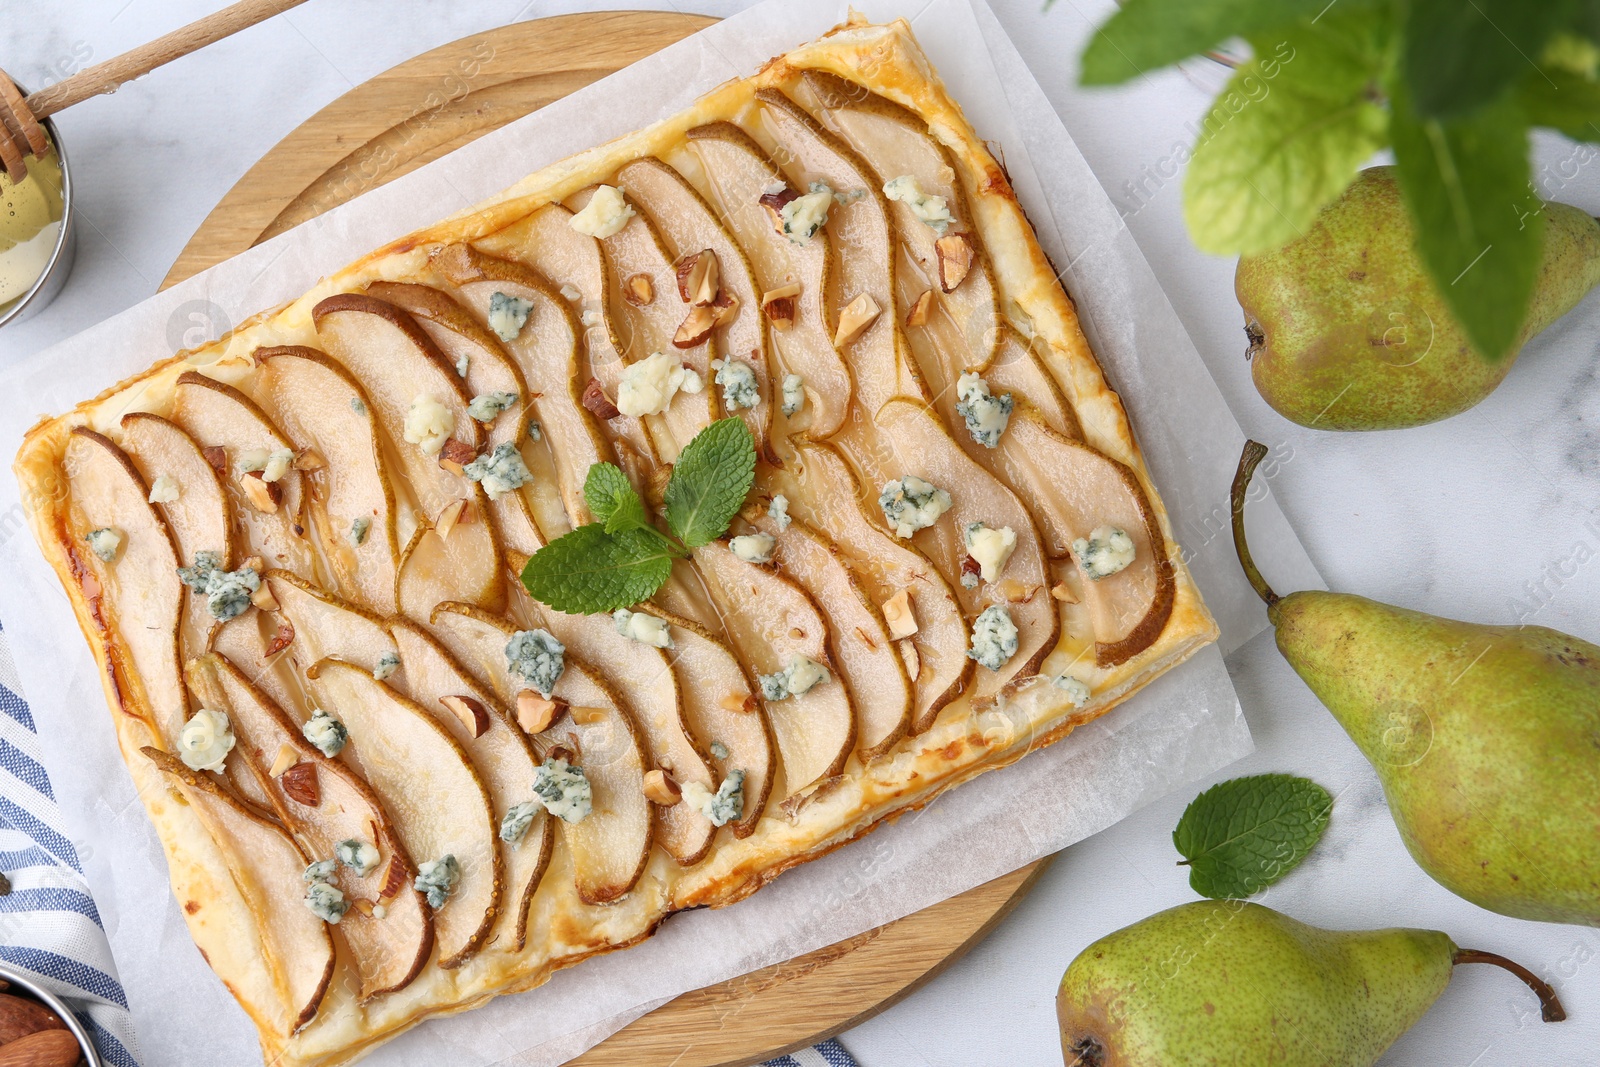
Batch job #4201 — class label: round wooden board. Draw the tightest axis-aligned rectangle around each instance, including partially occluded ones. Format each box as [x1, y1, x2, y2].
[163, 12, 1046, 1064]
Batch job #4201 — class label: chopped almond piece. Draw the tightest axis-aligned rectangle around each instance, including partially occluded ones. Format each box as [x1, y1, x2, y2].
[999, 579, 1039, 603]
[438, 438, 477, 475]
[905, 289, 934, 327]
[718, 692, 756, 714]
[624, 273, 655, 306]
[570, 706, 606, 725]
[268, 743, 299, 778]
[643, 769, 682, 805]
[758, 188, 798, 232]
[265, 618, 295, 657]
[201, 445, 227, 473]
[440, 695, 491, 738]
[674, 304, 716, 348]
[762, 282, 801, 330]
[352, 898, 375, 917]
[250, 584, 280, 612]
[294, 448, 327, 471]
[581, 377, 622, 420]
[710, 291, 740, 327]
[833, 293, 881, 346]
[241, 472, 280, 513]
[281, 762, 320, 806]
[936, 233, 974, 293]
[673, 249, 720, 306]
[882, 588, 918, 639]
[378, 855, 407, 900]
[516, 690, 563, 734]
[435, 498, 471, 539]
[898, 639, 920, 682]
[1050, 581, 1078, 603]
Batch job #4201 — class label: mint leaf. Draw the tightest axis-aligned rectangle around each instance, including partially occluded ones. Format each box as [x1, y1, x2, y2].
[584, 463, 650, 535]
[1389, 78, 1539, 360]
[1182, 9, 1390, 256]
[1079, 0, 1330, 86]
[520, 525, 676, 614]
[664, 418, 755, 549]
[1173, 774, 1332, 899]
[1401, 0, 1572, 121]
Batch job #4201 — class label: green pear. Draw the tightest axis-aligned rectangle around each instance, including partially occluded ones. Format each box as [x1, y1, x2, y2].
[1232, 442, 1600, 924]
[1058, 900, 1563, 1067]
[1237, 166, 1600, 430]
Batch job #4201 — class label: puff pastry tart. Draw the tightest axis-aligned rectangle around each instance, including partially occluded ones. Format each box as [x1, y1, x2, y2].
[15, 15, 1218, 1065]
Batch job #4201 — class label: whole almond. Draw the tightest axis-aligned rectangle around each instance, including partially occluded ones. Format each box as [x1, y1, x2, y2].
[280, 761, 320, 807]
[0, 1028, 80, 1067]
[0, 994, 64, 1044]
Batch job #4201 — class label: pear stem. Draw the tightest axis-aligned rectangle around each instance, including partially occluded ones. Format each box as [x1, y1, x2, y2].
[1230, 440, 1279, 606]
[1453, 949, 1567, 1022]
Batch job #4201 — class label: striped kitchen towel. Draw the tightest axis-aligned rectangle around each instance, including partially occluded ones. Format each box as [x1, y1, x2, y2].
[0, 619, 143, 1066]
[762, 1039, 860, 1067]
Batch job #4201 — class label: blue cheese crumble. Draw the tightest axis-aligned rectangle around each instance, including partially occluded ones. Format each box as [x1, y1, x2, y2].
[613, 608, 673, 649]
[463, 442, 532, 500]
[349, 396, 367, 416]
[488, 291, 533, 342]
[302, 708, 348, 757]
[683, 769, 745, 827]
[336, 838, 380, 877]
[404, 395, 455, 456]
[879, 476, 952, 538]
[780, 182, 836, 244]
[729, 532, 775, 564]
[147, 474, 180, 504]
[414, 855, 460, 909]
[759, 655, 829, 701]
[303, 861, 348, 924]
[176, 551, 260, 621]
[954, 373, 1013, 448]
[348, 516, 371, 548]
[882, 175, 955, 235]
[710, 741, 730, 760]
[1072, 526, 1136, 580]
[964, 523, 1017, 583]
[468, 391, 519, 422]
[84, 527, 121, 563]
[178, 708, 235, 773]
[618, 351, 694, 417]
[372, 651, 399, 682]
[506, 629, 564, 698]
[532, 758, 592, 823]
[1052, 674, 1091, 707]
[239, 447, 295, 483]
[781, 373, 805, 417]
[455, 353, 470, 378]
[967, 605, 1019, 671]
[499, 800, 541, 844]
[568, 184, 635, 239]
[713, 358, 759, 410]
[767, 494, 791, 531]
[526, 421, 542, 442]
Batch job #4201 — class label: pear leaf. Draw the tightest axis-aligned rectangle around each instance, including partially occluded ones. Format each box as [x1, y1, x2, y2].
[1388, 78, 1540, 361]
[1182, 9, 1390, 256]
[1173, 774, 1332, 899]
[1078, 0, 1327, 86]
[1400, 0, 1570, 121]
[1518, 66, 1600, 142]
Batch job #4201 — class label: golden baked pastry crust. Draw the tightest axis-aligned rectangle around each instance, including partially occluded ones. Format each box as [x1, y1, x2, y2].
[15, 15, 1218, 1065]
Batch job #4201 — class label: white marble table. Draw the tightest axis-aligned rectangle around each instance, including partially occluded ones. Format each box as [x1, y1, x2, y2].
[4, 1, 1596, 1064]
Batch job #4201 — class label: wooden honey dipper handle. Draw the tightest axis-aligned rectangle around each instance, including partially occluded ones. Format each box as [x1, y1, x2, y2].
[22, 0, 311, 118]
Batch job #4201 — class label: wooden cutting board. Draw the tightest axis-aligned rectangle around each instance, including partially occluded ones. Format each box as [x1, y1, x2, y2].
[162, 12, 1046, 1064]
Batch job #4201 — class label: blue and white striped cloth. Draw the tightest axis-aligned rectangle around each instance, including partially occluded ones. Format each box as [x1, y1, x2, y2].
[0, 613, 859, 1067]
[0, 619, 142, 1066]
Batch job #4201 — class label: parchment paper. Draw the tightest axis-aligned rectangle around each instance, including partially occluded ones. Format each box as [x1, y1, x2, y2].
[0, 1, 1323, 1063]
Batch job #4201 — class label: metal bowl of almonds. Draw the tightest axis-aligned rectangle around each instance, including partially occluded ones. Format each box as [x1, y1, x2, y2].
[0, 960, 100, 1067]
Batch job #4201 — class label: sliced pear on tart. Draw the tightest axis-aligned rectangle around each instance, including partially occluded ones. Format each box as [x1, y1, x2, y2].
[254, 346, 399, 615]
[311, 293, 503, 615]
[685, 122, 853, 440]
[565, 184, 719, 462]
[748, 514, 911, 760]
[303, 657, 500, 968]
[534, 605, 716, 866]
[981, 326, 1080, 440]
[868, 399, 1058, 701]
[616, 157, 776, 464]
[386, 619, 550, 952]
[188, 653, 432, 1000]
[364, 279, 556, 556]
[118, 412, 234, 663]
[431, 243, 611, 531]
[643, 606, 773, 837]
[170, 371, 316, 580]
[426, 603, 653, 904]
[143, 746, 334, 1034]
[756, 89, 925, 414]
[64, 428, 186, 745]
[691, 539, 854, 796]
[262, 570, 395, 676]
[989, 409, 1175, 666]
[776, 442, 969, 733]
